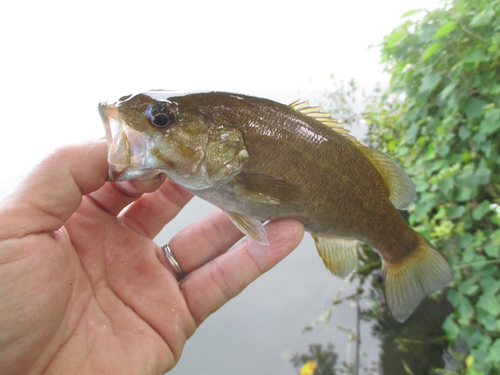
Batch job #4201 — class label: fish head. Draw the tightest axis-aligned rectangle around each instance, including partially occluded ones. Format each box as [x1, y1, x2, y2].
[99, 91, 249, 190]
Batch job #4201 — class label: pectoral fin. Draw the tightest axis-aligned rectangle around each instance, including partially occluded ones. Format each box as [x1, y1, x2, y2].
[224, 211, 269, 245]
[231, 174, 300, 205]
[205, 127, 249, 184]
[312, 235, 358, 279]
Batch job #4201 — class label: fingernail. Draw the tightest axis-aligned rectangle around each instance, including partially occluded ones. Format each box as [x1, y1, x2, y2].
[155, 173, 167, 184]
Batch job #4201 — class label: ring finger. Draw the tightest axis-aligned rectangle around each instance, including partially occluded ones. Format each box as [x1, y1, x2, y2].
[157, 209, 244, 275]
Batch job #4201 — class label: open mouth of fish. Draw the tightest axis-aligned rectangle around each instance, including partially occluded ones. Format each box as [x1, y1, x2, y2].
[98, 101, 154, 181]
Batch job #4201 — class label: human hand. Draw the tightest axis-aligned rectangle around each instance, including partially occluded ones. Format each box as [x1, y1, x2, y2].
[0, 140, 304, 375]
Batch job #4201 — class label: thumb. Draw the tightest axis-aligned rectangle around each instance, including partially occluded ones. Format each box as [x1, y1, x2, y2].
[0, 139, 108, 239]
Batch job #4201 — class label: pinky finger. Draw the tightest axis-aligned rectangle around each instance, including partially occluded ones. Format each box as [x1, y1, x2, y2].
[179, 218, 304, 326]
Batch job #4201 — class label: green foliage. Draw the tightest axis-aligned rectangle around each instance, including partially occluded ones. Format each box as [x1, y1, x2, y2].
[364, 0, 500, 373]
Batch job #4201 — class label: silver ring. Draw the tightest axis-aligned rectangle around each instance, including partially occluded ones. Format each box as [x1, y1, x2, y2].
[162, 244, 186, 280]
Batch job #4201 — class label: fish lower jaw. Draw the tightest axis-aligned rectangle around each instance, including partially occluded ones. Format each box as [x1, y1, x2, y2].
[107, 165, 165, 181]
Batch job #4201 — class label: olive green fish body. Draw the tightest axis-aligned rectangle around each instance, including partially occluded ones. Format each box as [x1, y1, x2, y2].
[99, 91, 453, 321]
[179, 93, 416, 256]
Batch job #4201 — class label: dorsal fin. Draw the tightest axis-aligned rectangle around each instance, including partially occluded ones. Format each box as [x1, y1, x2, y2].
[289, 99, 416, 210]
[358, 146, 417, 210]
[289, 99, 359, 142]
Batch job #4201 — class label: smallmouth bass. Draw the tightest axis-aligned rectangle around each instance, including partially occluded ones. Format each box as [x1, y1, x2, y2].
[98, 91, 454, 322]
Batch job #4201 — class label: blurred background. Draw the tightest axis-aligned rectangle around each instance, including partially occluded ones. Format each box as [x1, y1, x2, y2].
[0, 0, 439, 197]
[6, 1, 493, 374]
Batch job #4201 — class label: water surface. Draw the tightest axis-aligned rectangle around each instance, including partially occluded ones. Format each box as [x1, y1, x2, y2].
[157, 198, 382, 374]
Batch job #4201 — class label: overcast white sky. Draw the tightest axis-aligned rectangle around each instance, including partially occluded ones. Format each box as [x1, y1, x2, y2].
[0, 0, 440, 196]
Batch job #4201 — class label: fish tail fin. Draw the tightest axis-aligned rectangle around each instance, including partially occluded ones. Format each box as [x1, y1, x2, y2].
[382, 234, 454, 322]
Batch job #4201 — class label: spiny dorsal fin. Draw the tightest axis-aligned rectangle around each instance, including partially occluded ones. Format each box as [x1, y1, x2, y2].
[290, 99, 416, 210]
[289, 99, 360, 143]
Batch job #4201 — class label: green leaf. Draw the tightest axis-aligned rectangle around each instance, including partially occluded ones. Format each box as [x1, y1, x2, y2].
[455, 169, 475, 189]
[477, 308, 497, 331]
[473, 200, 491, 221]
[458, 278, 479, 295]
[414, 178, 429, 192]
[443, 316, 459, 340]
[419, 23, 439, 43]
[422, 42, 441, 61]
[401, 9, 423, 18]
[447, 204, 465, 219]
[486, 339, 500, 362]
[461, 233, 473, 247]
[387, 140, 397, 151]
[414, 193, 436, 217]
[405, 122, 419, 143]
[419, 72, 442, 94]
[437, 144, 450, 157]
[491, 208, 500, 227]
[438, 176, 454, 196]
[462, 50, 488, 64]
[386, 29, 404, 48]
[477, 292, 500, 316]
[458, 126, 471, 140]
[479, 108, 500, 135]
[447, 289, 462, 307]
[432, 21, 457, 39]
[484, 229, 500, 259]
[484, 243, 499, 258]
[490, 83, 500, 95]
[439, 82, 457, 101]
[462, 248, 475, 263]
[475, 165, 491, 186]
[470, 7, 495, 28]
[430, 159, 446, 171]
[463, 99, 487, 120]
[483, 280, 500, 296]
[460, 326, 488, 348]
[458, 298, 474, 325]
[455, 187, 472, 202]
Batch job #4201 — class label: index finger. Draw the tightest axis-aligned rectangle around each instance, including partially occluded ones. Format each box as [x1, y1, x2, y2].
[179, 218, 304, 326]
[0, 140, 108, 239]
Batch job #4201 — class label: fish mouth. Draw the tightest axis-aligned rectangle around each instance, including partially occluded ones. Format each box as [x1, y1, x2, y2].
[98, 101, 150, 181]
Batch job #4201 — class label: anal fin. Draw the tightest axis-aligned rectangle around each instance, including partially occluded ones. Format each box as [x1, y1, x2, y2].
[312, 235, 358, 279]
[224, 211, 269, 245]
[382, 234, 454, 322]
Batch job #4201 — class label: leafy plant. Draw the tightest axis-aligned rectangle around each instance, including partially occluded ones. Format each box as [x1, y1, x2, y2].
[363, 0, 500, 373]
[291, 343, 339, 375]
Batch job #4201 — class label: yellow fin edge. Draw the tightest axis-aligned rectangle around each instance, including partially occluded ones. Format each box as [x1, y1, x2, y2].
[382, 234, 454, 322]
[289, 100, 362, 143]
[289, 98, 416, 210]
[313, 235, 358, 279]
[359, 147, 417, 210]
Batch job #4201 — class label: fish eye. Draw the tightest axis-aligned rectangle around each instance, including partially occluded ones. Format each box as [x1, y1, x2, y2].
[148, 109, 176, 129]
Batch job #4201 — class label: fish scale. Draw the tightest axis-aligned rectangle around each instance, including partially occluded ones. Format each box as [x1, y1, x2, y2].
[99, 90, 454, 322]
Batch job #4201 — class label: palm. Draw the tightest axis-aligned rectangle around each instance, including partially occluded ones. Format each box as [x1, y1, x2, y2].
[52, 203, 183, 374]
[0, 141, 303, 375]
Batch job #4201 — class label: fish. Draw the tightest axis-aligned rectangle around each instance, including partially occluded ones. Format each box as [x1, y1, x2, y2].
[98, 90, 454, 322]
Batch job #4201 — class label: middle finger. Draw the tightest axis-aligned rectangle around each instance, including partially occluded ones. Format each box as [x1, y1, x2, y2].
[119, 179, 194, 239]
